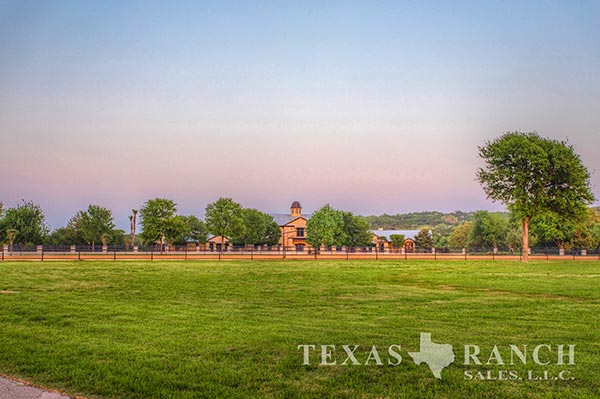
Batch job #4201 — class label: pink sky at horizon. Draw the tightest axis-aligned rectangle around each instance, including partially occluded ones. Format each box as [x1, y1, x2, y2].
[1, 1, 599, 230]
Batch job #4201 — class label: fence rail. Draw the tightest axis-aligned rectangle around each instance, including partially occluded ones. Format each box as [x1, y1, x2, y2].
[1, 245, 599, 261]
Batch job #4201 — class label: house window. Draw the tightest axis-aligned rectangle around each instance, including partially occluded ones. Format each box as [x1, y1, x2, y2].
[296, 227, 305, 237]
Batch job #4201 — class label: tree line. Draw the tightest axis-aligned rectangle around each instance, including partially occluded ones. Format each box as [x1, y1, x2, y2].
[0, 198, 374, 250]
[1, 200, 598, 251]
[0, 198, 281, 249]
[446, 209, 600, 251]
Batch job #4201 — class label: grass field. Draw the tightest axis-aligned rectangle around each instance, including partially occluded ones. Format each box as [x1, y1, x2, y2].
[0, 260, 599, 398]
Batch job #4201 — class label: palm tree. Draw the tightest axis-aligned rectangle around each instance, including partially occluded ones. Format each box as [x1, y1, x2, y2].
[130, 209, 138, 250]
[6, 229, 18, 254]
[129, 215, 134, 250]
[101, 232, 110, 248]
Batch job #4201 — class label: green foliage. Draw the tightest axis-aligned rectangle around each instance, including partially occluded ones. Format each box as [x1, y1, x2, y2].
[76, 205, 116, 247]
[569, 208, 600, 249]
[341, 212, 372, 247]
[504, 225, 523, 250]
[432, 224, 452, 247]
[0, 200, 49, 244]
[180, 215, 208, 244]
[205, 198, 244, 243]
[531, 211, 576, 249]
[306, 204, 345, 248]
[452, 222, 473, 249]
[234, 209, 281, 246]
[477, 132, 595, 256]
[448, 222, 472, 249]
[469, 211, 509, 249]
[590, 209, 600, 249]
[139, 198, 179, 245]
[163, 215, 189, 245]
[531, 207, 600, 250]
[364, 211, 472, 230]
[389, 234, 405, 250]
[51, 206, 122, 246]
[109, 229, 126, 246]
[364, 211, 479, 249]
[263, 216, 281, 246]
[414, 228, 434, 249]
[45, 226, 85, 246]
[148, 214, 207, 246]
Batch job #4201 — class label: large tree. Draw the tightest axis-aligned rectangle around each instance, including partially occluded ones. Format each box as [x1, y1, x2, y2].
[46, 226, 85, 246]
[389, 234, 405, 252]
[76, 205, 116, 248]
[341, 212, 372, 248]
[0, 200, 49, 244]
[531, 211, 576, 250]
[205, 198, 244, 249]
[306, 204, 345, 249]
[533, 207, 600, 251]
[139, 198, 179, 247]
[263, 215, 281, 246]
[234, 208, 281, 247]
[181, 215, 208, 244]
[414, 228, 434, 249]
[469, 211, 509, 251]
[448, 222, 472, 249]
[431, 224, 453, 248]
[477, 132, 594, 261]
[564, 208, 600, 250]
[169, 215, 208, 245]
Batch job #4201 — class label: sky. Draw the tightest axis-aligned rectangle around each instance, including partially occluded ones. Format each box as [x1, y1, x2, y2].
[0, 0, 599, 231]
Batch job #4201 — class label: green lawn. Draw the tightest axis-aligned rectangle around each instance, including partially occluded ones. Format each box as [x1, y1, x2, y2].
[0, 260, 599, 398]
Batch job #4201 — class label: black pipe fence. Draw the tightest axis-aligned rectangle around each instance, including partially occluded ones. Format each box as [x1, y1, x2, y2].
[0, 244, 599, 261]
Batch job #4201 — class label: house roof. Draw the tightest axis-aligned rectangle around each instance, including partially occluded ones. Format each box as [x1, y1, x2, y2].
[270, 213, 312, 226]
[370, 229, 420, 242]
[207, 235, 229, 243]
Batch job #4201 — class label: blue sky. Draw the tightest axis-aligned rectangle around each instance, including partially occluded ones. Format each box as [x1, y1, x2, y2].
[1, 1, 599, 230]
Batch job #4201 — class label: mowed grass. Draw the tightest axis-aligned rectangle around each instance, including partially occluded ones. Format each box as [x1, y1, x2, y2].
[0, 260, 599, 398]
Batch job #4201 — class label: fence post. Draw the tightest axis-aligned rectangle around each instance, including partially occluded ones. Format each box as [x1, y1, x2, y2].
[41, 247, 44, 261]
[114, 250, 117, 261]
[1, 246, 4, 262]
[185, 247, 188, 261]
[251, 249, 253, 261]
[151, 251, 154, 261]
[78, 250, 81, 261]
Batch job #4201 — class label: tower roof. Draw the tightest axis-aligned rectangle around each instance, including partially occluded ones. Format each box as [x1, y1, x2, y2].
[290, 201, 302, 209]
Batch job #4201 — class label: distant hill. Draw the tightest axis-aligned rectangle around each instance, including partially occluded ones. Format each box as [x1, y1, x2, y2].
[362, 211, 494, 230]
[363, 208, 598, 230]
